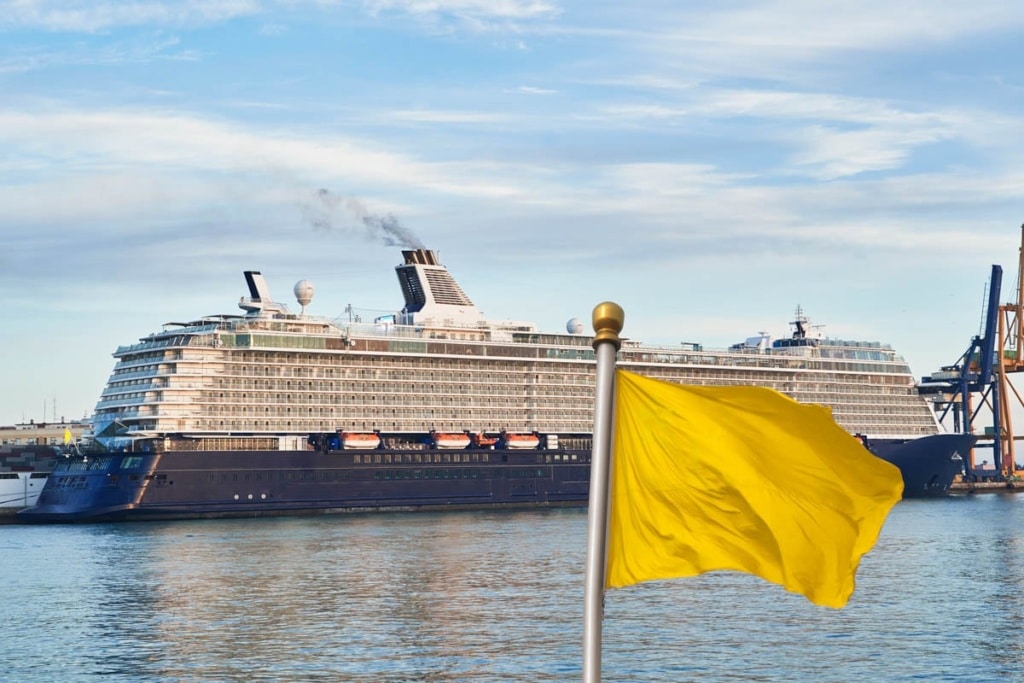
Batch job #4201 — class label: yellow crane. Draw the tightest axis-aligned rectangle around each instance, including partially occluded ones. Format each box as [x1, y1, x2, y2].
[993, 223, 1024, 478]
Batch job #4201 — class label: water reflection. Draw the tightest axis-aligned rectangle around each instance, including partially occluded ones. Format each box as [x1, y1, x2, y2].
[4, 499, 1024, 681]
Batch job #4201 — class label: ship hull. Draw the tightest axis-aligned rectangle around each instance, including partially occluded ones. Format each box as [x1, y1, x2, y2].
[18, 447, 592, 523]
[18, 432, 973, 522]
[865, 433, 973, 497]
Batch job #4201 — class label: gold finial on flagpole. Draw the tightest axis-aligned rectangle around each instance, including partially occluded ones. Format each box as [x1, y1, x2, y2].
[591, 302, 624, 350]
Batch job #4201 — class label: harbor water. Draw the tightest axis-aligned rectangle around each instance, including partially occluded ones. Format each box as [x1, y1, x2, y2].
[3, 495, 1024, 682]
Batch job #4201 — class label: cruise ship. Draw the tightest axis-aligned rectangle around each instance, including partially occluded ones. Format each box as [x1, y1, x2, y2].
[19, 249, 971, 522]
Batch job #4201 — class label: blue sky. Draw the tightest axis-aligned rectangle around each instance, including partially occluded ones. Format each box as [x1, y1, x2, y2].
[1, 0, 1022, 426]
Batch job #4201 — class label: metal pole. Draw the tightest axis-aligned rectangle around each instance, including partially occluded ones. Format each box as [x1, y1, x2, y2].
[583, 302, 624, 683]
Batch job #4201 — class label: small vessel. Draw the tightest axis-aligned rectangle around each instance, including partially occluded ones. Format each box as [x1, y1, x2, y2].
[501, 432, 541, 449]
[471, 432, 498, 448]
[20, 248, 968, 523]
[338, 432, 381, 450]
[0, 471, 51, 513]
[0, 445, 57, 517]
[431, 431, 471, 449]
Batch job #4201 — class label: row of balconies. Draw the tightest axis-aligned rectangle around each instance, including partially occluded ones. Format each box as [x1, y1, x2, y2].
[124, 396, 933, 428]
[101, 368, 916, 400]
[178, 418, 593, 433]
[119, 332, 915, 378]
[107, 407, 932, 438]
[94, 383, 930, 414]
[170, 340, 908, 378]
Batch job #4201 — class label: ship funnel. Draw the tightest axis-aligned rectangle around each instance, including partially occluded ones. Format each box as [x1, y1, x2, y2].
[239, 271, 289, 316]
[244, 271, 272, 301]
[402, 249, 440, 266]
[394, 248, 484, 326]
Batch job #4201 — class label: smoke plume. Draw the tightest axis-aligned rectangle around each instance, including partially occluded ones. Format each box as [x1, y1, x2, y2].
[302, 188, 425, 249]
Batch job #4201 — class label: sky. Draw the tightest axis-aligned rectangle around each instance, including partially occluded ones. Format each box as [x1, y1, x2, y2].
[1, 0, 1022, 426]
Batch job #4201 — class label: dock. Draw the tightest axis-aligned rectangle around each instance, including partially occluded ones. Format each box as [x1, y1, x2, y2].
[950, 479, 1024, 494]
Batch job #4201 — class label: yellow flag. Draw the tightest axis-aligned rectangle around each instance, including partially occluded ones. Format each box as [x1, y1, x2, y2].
[606, 370, 903, 609]
[63, 428, 72, 445]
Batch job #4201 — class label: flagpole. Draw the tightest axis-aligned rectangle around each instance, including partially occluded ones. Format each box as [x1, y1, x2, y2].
[583, 302, 624, 683]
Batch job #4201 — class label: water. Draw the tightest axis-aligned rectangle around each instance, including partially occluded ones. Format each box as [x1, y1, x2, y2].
[2, 496, 1024, 682]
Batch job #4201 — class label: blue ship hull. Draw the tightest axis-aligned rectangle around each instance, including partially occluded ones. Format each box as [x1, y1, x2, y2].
[17, 432, 972, 522]
[18, 446, 592, 522]
[865, 433, 974, 497]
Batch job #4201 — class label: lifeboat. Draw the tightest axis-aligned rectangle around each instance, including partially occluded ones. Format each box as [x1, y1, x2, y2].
[339, 431, 381, 450]
[501, 432, 541, 449]
[431, 431, 471, 449]
[471, 432, 498, 448]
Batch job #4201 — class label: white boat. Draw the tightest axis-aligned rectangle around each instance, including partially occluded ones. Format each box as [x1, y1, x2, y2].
[0, 471, 50, 510]
[501, 432, 541, 449]
[431, 432, 471, 449]
[0, 445, 57, 514]
[338, 432, 381, 450]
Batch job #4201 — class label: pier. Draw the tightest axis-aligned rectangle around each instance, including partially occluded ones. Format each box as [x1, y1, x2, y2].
[950, 477, 1024, 494]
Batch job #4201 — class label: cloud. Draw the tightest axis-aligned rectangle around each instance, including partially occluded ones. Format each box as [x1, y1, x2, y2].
[558, 2, 1024, 87]
[515, 85, 557, 95]
[0, 33, 197, 73]
[0, 99, 1018, 264]
[685, 1, 1023, 51]
[0, 0, 261, 32]
[789, 125, 947, 179]
[387, 108, 508, 123]
[364, 0, 559, 21]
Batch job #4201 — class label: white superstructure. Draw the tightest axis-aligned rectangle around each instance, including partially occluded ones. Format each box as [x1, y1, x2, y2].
[91, 249, 939, 448]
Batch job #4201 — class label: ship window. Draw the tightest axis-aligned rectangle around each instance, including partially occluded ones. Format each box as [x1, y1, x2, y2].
[121, 456, 144, 470]
[353, 455, 361, 464]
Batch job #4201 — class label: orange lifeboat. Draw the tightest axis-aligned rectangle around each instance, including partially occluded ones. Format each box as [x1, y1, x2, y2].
[431, 431, 471, 449]
[471, 432, 498, 448]
[339, 431, 381, 450]
[501, 432, 540, 449]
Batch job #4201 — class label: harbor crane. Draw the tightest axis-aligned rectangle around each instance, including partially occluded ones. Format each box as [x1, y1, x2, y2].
[921, 223, 1024, 481]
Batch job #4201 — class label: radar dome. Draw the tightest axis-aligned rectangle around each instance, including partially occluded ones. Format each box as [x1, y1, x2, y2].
[566, 317, 584, 334]
[294, 280, 314, 313]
